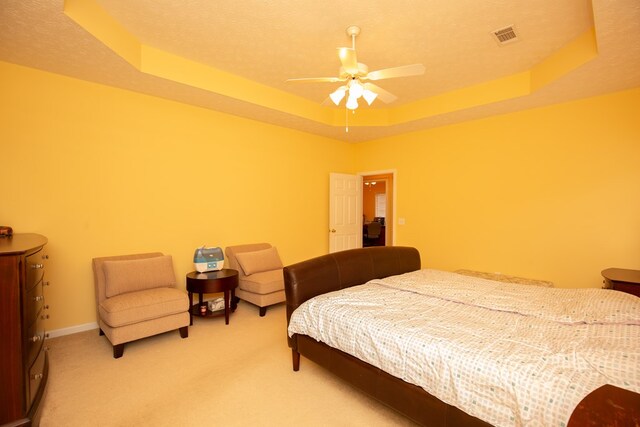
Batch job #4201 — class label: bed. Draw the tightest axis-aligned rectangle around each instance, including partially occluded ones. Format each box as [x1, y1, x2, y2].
[283, 246, 640, 426]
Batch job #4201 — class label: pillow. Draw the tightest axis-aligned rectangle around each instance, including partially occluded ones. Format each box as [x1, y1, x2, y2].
[454, 269, 554, 287]
[235, 247, 283, 276]
[103, 255, 176, 298]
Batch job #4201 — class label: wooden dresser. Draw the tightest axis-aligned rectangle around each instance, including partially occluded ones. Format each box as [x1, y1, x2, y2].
[0, 233, 49, 426]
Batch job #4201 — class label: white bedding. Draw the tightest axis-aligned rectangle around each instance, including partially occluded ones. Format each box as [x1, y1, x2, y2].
[288, 269, 640, 427]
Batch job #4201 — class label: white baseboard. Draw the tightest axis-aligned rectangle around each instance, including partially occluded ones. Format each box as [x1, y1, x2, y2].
[48, 322, 99, 338]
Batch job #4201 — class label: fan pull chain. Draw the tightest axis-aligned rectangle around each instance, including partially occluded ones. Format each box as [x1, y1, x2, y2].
[345, 106, 349, 132]
[344, 106, 356, 132]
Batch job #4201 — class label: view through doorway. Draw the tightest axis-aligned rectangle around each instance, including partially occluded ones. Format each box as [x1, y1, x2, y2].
[361, 172, 394, 247]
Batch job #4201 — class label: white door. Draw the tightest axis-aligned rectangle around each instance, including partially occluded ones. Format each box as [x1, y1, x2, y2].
[329, 173, 362, 253]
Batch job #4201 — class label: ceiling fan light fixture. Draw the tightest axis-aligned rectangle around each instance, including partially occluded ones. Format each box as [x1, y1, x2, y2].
[330, 86, 347, 105]
[346, 95, 358, 110]
[362, 89, 377, 105]
[287, 25, 423, 115]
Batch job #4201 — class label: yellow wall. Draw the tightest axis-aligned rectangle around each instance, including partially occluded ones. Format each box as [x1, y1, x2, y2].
[2, 59, 640, 331]
[355, 87, 640, 289]
[0, 61, 355, 330]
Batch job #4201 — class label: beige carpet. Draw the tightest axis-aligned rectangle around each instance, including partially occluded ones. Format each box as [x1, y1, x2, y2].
[40, 302, 417, 426]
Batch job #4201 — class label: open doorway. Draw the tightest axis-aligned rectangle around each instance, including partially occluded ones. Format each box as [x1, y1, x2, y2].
[361, 172, 394, 247]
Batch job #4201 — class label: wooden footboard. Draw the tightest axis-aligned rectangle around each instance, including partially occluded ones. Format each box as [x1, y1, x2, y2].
[283, 246, 640, 426]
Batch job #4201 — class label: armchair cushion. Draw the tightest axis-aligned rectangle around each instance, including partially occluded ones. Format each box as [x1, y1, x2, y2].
[235, 247, 283, 276]
[103, 255, 177, 298]
[239, 269, 285, 294]
[99, 287, 188, 327]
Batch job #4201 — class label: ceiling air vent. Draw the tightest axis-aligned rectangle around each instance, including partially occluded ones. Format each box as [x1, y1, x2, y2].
[491, 25, 519, 46]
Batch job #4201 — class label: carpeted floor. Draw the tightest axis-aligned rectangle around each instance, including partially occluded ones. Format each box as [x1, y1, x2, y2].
[40, 302, 417, 426]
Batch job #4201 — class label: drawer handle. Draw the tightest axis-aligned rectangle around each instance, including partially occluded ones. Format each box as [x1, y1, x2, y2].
[44, 304, 50, 310]
[45, 333, 50, 339]
[33, 295, 44, 302]
[42, 254, 49, 260]
[31, 263, 44, 269]
[44, 281, 51, 286]
[41, 314, 50, 320]
[31, 373, 43, 380]
[31, 335, 41, 342]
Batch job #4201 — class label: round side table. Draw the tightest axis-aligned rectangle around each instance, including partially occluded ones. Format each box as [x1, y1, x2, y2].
[186, 269, 239, 325]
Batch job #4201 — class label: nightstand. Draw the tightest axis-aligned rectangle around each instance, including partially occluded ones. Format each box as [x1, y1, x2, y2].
[601, 268, 640, 297]
[186, 269, 239, 325]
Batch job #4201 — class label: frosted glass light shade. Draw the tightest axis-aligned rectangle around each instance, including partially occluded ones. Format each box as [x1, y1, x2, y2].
[362, 89, 377, 105]
[346, 95, 358, 110]
[349, 80, 364, 99]
[329, 87, 347, 105]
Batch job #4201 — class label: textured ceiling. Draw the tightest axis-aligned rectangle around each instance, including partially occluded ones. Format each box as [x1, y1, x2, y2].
[1, 0, 639, 142]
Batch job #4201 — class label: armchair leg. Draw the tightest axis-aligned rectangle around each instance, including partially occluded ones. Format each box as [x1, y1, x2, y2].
[259, 306, 267, 317]
[179, 326, 189, 339]
[113, 344, 125, 359]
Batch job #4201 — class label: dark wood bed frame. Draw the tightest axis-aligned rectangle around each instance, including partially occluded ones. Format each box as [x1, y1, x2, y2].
[283, 246, 640, 426]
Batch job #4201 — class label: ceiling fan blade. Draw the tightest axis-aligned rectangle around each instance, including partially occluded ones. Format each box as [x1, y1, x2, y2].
[363, 83, 398, 104]
[286, 77, 346, 83]
[365, 64, 425, 81]
[337, 47, 359, 75]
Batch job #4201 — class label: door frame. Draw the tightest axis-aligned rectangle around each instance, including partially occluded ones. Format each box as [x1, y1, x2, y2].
[358, 169, 397, 246]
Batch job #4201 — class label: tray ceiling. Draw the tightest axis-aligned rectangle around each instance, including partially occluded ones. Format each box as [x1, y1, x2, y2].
[1, 0, 639, 142]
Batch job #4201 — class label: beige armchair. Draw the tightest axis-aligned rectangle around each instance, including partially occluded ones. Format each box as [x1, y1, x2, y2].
[225, 243, 285, 316]
[92, 252, 190, 358]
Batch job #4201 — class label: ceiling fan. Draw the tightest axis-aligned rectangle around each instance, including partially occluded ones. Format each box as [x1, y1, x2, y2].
[287, 25, 425, 110]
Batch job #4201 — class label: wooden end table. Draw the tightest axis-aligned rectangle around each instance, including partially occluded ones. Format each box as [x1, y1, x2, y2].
[602, 268, 640, 298]
[186, 269, 239, 325]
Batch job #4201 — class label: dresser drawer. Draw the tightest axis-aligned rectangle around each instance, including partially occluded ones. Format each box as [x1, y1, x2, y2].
[27, 348, 46, 408]
[25, 308, 45, 367]
[26, 280, 45, 326]
[25, 249, 46, 291]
